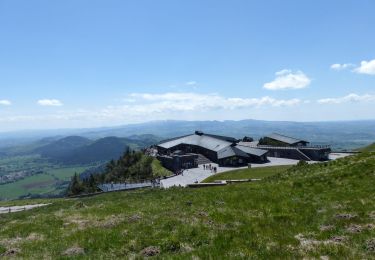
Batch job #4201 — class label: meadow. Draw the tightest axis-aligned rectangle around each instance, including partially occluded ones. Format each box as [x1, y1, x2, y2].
[0, 150, 374, 258]
[0, 163, 90, 200]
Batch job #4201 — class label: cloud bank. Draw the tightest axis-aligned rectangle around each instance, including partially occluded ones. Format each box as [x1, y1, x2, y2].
[317, 93, 375, 104]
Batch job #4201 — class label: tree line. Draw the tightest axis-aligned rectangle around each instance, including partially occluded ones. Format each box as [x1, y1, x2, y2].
[67, 149, 154, 196]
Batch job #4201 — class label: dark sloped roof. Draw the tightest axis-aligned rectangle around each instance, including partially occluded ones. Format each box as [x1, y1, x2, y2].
[235, 145, 268, 157]
[266, 133, 308, 145]
[203, 133, 237, 143]
[217, 146, 249, 159]
[157, 133, 232, 152]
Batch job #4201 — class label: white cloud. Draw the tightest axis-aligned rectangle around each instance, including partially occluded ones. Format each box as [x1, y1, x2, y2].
[353, 59, 375, 75]
[263, 69, 311, 90]
[330, 63, 354, 71]
[317, 93, 375, 104]
[185, 81, 197, 86]
[128, 92, 301, 112]
[0, 100, 11, 106]
[37, 99, 63, 106]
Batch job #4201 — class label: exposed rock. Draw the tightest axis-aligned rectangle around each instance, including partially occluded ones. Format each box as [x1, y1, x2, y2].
[140, 246, 160, 257]
[63, 246, 85, 256]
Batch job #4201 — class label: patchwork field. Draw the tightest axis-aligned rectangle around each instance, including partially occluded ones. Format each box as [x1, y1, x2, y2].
[0, 151, 374, 258]
[0, 166, 90, 200]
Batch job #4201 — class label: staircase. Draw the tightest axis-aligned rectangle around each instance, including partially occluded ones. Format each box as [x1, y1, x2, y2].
[296, 149, 312, 161]
[196, 154, 213, 165]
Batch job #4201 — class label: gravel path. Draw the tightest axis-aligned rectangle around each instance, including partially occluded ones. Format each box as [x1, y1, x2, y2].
[0, 203, 51, 214]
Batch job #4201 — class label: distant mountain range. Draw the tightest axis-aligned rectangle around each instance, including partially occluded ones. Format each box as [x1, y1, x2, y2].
[1, 119, 375, 151]
[1, 134, 161, 165]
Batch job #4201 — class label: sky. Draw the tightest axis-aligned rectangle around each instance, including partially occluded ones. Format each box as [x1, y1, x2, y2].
[0, 0, 375, 132]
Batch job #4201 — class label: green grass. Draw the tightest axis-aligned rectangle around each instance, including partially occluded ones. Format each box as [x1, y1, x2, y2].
[0, 152, 374, 258]
[357, 143, 375, 152]
[151, 159, 173, 177]
[203, 165, 292, 183]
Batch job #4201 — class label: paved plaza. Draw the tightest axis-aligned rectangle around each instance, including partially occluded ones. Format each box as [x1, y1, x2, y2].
[160, 157, 303, 188]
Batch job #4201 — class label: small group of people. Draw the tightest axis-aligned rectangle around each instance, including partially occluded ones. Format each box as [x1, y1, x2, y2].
[203, 164, 217, 173]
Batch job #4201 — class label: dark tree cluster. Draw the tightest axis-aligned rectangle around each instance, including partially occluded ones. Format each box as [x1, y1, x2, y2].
[66, 149, 155, 196]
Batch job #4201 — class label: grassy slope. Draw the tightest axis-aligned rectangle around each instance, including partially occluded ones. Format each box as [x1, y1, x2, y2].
[0, 152, 374, 258]
[203, 165, 292, 182]
[357, 143, 375, 152]
[151, 159, 173, 177]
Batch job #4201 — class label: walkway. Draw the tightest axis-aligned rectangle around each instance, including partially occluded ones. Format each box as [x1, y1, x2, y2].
[0, 203, 51, 214]
[160, 157, 302, 188]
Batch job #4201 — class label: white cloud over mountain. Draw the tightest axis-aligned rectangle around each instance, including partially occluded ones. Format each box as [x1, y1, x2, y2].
[263, 70, 311, 90]
[317, 93, 375, 104]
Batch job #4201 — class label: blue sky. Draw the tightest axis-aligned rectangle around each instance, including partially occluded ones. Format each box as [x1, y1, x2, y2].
[0, 0, 374, 131]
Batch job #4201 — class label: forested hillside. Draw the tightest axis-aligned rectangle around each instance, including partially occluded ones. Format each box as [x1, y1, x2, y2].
[67, 150, 171, 195]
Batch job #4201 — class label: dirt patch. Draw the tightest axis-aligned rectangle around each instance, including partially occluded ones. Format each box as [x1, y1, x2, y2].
[96, 215, 123, 228]
[1, 248, 20, 257]
[365, 223, 375, 230]
[62, 246, 85, 256]
[346, 224, 363, 233]
[26, 233, 44, 241]
[140, 246, 160, 257]
[128, 214, 142, 223]
[319, 224, 334, 231]
[365, 238, 375, 252]
[295, 233, 347, 251]
[329, 236, 347, 243]
[64, 215, 90, 230]
[335, 213, 357, 220]
[197, 211, 209, 217]
[73, 201, 87, 209]
[0, 237, 23, 247]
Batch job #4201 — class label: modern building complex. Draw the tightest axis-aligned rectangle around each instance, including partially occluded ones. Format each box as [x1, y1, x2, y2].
[156, 131, 268, 171]
[156, 131, 331, 172]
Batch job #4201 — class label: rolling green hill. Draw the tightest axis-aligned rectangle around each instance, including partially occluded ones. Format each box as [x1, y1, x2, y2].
[1, 151, 374, 258]
[33, 135, 158, 165]
[34, 136, 92, 159]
